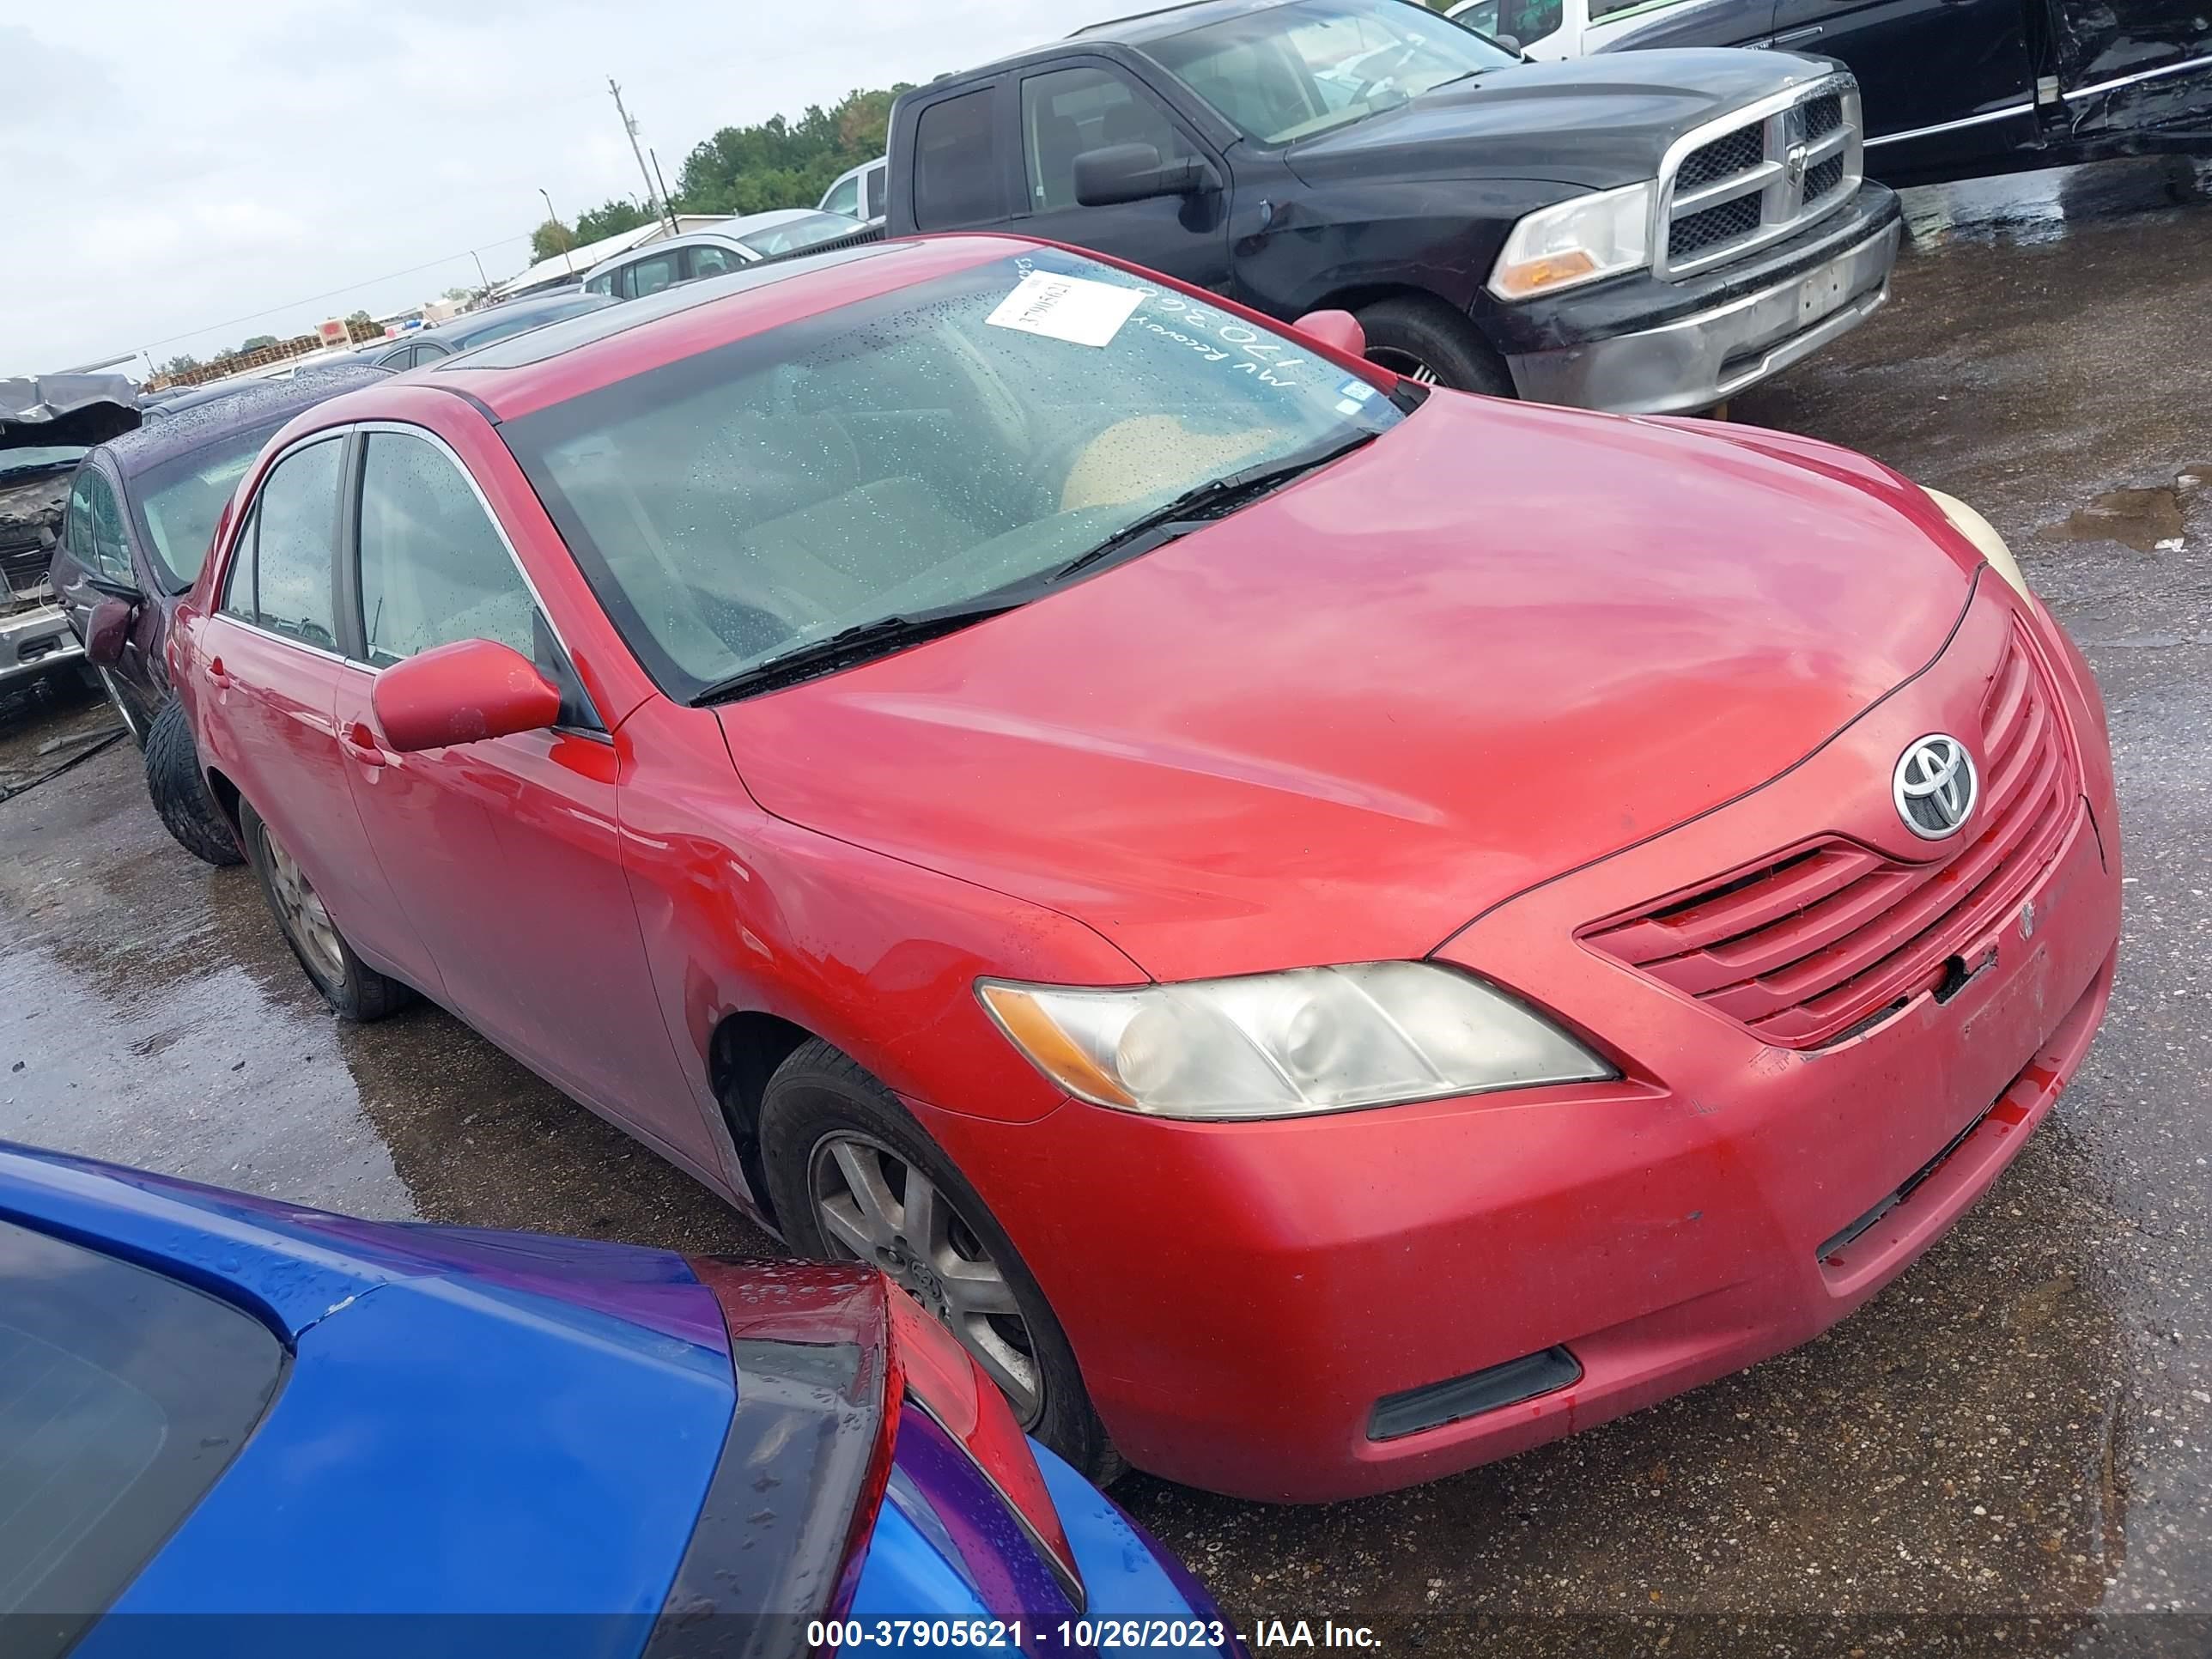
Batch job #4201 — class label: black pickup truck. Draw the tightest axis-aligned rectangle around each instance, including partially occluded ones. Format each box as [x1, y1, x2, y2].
[1602, 0, 2211, 185]
[880, 0, 1903, 412]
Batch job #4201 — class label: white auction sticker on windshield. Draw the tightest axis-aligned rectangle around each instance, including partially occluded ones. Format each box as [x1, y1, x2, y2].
[986, 270, 1146, 348]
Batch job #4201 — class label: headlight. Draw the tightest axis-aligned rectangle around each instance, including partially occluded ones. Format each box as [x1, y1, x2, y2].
[1923, 486, 2032, 599]
[1487, 183, 1654, 301]
[978, 963, 1612, 1121]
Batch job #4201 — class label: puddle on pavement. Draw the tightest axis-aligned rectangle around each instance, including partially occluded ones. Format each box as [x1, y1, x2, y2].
[2048, 466, 2206, 552]
[1901, 156, 2212, 252]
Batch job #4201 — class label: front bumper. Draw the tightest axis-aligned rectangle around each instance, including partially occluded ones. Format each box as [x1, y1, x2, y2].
[913, 583, 2121, 1503]
[0, 601, 82, 684]
[1505, 212, 1900, 415]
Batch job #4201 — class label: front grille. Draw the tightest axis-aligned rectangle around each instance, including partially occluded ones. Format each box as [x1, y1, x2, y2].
[1580, 623, 2075, 1049]
[1656, 76, 1863, 278]
[1676, 126, 1765, 191]
[1672, 196, 1764, 258]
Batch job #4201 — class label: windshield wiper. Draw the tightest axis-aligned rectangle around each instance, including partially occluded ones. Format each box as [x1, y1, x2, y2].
[1048, 429, 1379, 585]
[690, 599, 1022, 706]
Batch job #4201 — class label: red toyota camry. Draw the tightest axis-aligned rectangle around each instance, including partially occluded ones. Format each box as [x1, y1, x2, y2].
[171, 235, 2119, 1503]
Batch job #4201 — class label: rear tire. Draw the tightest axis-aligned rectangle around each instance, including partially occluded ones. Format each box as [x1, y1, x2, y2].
[240, 799, 411, 1021]
[144, 698, 243, 866]
[1356, 295, 1516, 396]
[758, 1039, 1123, 1484]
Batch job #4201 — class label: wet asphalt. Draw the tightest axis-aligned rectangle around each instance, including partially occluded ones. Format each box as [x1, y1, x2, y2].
[3, 156, 2210, 1655]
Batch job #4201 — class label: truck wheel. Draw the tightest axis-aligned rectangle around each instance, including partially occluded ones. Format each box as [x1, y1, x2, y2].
[239, 799, 412, 1021]
[759, 1038, 1124, 1484]
[144, 698, 244, 866]
[1357, 296, 1515, 396]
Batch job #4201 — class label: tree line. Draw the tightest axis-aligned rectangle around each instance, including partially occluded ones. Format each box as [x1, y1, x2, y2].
[528, 86, 904, 263]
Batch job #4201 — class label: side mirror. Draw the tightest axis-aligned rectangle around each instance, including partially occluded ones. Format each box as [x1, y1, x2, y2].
[370, 638, 561, 754]
[1494, 33, 1522, 52]
[1291, 308, 1368, 359]
[85, 594, 137, 666]
[1074, 143, 1220, 207]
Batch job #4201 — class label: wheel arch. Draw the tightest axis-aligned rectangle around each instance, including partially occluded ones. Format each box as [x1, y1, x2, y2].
[708, 1008, 817, 1225]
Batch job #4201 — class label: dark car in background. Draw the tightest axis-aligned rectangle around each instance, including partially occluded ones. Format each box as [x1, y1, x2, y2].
[1602, 0, 2211, 184]
[46, 367, 391, 866]
[2, 379, 140, 696]
[354, 289, 617, 371]
[880, 0, 1903, 412]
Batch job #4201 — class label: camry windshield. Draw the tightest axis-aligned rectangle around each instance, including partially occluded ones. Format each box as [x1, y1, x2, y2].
[504, 247, 1402, 701]
[1148, 0, 1517, 143]
[132, 422, 279, 588]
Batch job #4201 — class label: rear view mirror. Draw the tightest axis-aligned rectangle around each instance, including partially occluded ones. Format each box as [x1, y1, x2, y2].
[371, 638, 561, 754]
[85, 595, 136, 666]
[1291, 309, 1368, 360]
[1074, 143, 1221, 207]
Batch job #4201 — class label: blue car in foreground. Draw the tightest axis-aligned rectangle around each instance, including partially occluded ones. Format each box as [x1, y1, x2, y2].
[0, 1145, 1242, 1659]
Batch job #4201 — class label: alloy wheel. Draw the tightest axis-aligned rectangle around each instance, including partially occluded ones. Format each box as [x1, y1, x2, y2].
[1365, 347, 1441, 386]
[808, 1132, 1043, 1425]
[260, 828, 346, 987]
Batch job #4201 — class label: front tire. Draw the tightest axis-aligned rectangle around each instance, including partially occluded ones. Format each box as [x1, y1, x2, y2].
[144, 698, 243, 866]
[240, 799, 411, 1021]
[758, 1039, 1120, 1481]
[1356, 295, 1516, 395]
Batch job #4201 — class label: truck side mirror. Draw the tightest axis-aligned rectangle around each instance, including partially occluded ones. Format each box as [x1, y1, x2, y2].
[1291, 309, 1367, 359]
[1073, 143, 1221, 208]
[1495, 33, 1522, 52]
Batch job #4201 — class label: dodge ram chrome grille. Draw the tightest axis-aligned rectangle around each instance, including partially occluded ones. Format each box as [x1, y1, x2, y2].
[1579, 623, 2075, 1050]
[1656, 76, 1863, 280]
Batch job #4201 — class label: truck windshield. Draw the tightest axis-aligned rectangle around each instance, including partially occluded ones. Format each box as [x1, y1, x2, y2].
[1148, 0, 1519, 144]
[503, 246, 1404, 702]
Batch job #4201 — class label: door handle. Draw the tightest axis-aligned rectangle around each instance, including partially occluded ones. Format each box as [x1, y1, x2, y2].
[1772, 23, 1824, 42]
[341, 720, 389, 769]
[206, 656, 231, 687]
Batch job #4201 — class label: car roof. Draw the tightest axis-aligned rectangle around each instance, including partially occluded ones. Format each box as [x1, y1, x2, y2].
[102, 367, 392, 480]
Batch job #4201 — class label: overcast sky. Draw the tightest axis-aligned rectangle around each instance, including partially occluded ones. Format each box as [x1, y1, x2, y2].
[4, 0, 1121, 377]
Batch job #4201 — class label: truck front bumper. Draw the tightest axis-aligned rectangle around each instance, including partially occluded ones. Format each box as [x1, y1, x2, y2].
[1505, 213, 1900, 416]
[1, 602, 84, 685]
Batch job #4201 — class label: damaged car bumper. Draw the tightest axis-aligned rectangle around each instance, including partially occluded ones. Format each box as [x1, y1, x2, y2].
[1, 598, 82, 684]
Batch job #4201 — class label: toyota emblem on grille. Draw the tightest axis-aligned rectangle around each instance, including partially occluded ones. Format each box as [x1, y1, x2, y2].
[1893, 735, 1978, 840]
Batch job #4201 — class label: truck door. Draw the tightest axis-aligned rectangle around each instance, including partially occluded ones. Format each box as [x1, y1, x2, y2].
[1011, 62, 1235, 297]
[1767, 0, 2035, 173]
[2051, 0, 2205, 108]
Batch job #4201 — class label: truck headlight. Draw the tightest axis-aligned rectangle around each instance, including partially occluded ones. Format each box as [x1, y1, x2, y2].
[1923, 486, 2032, 599]
[1488, 183, 1654, 301]
[979, 963, 1612, 1121]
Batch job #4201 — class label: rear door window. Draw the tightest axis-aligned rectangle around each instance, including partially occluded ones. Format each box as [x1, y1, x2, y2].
[623, 252, 682, 300]
[912, 88, 1004, 229]
[246, 438, 345, 650]
[0, 1218, 285, 1659]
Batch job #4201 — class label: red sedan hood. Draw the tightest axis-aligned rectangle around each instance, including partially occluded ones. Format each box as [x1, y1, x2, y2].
[715, 397, 1972, 981]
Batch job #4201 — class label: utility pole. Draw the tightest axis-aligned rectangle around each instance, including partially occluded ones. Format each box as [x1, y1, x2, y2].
[609, 79, 662, 218]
